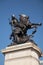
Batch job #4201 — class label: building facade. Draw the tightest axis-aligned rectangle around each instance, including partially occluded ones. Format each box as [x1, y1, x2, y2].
[40, 61, 43, 65]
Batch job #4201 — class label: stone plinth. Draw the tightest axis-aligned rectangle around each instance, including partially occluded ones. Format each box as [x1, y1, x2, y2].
[1, 42, 42, 65]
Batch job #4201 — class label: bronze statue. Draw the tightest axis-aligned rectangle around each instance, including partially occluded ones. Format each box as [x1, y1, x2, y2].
[9, 14, 42, 45]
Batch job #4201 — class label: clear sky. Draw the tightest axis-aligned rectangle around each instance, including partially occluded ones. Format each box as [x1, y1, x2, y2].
[0, 0, 43, 65]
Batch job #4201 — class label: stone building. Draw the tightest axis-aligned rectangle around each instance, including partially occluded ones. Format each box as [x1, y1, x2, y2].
[40, 61, 43, 65]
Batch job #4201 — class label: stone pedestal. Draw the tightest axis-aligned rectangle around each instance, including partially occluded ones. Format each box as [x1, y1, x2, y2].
[1, 42, 42, 65]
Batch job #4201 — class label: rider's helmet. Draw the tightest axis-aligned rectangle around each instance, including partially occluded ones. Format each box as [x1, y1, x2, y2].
[19, 14, 29, 24]
[19, 14, 29, 19]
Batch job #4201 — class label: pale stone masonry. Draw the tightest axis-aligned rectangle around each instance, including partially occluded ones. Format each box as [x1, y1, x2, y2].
[1, 42, 42, 65]
[40, 61, 43, 65]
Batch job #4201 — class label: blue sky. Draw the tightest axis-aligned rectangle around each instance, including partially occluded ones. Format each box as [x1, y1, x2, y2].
[0, 0, 43, 65]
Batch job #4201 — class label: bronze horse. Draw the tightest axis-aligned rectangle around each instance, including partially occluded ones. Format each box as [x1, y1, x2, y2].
[9, 14, 42, 44]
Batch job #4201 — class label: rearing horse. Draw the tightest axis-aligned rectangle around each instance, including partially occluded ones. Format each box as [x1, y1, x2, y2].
[9, 14, 42, 44]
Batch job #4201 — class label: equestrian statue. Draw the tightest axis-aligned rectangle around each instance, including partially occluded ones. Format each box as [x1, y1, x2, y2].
[9, 14, 42, 45]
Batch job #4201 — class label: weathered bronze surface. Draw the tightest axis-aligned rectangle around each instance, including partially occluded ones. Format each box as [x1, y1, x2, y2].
[9, 14, 42, 45]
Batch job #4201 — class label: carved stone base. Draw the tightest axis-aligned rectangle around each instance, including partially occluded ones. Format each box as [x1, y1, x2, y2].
[1, 42, 42, 65]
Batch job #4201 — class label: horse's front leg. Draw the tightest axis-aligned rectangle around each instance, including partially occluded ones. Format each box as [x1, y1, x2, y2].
[31, 25, 37, 34]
